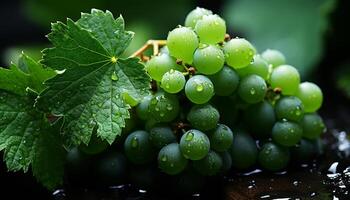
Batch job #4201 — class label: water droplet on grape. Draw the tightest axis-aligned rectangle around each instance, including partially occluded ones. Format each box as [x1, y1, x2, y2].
[131, 137, 138, 148]
[250, 88, 256, 95]
[165, 84, 170, 89]
[166, 104, 173, 111]
[196, 84, 204, 92]
[185, 132, 194, 141]
[161, 155, 168, 162]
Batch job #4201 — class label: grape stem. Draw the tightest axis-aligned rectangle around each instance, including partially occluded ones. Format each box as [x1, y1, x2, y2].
[130, 40, 167, 59]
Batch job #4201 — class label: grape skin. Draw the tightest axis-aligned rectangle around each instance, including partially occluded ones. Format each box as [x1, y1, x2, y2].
[193, 44, 225, 75]
[223, 38, 255, 69]
[185, 7, 212, 29]
[185, 75, 214, 104]
[270, 65, 300, 95]
[161, 70, 186, 94]
[261, 49, 286, 68]
[195, 14, 226, 44]
[167, 27, 199, 63]
[295, 82, 323, 113]
[179, 129, 210, 160]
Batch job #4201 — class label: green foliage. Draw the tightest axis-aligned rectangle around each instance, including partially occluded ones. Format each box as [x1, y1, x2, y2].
[37, 10, 151, 145]
[0, 53, 64, 190]
[223, 0, 336, 77]
[0, 9, 151, 190]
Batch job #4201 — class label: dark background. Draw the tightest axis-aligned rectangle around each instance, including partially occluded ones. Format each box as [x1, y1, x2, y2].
[0, 0, 349, 199]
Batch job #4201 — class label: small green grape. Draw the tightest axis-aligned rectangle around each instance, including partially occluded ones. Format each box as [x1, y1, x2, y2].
[185, 7, 213, 29]
[236, 54, 269, 80]
[238, 74, 267, 104]
[272, 121, 303, 147]
[193, 44, 225, 75]
[195, 14, 226, 44]
[301, 113, 326, 139]
[180, 129, 210, 160]
[187, 104, 220, 131]
[146, 53, 182, 81]
[193, 150, 223, 176]
[167, 27, 199, 63]
[209, 66, 239, 96]
[275, 96, 304, 122]
[185, 75, 214, 104]
[295, 82, 323, 113]
[270, 65, 300, 95]
[223, 38, 255, 69]
[209, 124, 234, 152]
[258, 142, 290, 171]
[124, 130, 155, 164]
[158, 143, 188, 175]
[261, 49, 286, 68]
[161, 70, 186, 94]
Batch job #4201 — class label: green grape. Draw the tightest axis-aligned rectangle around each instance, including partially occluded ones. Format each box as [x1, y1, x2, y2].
[187, 104, 219, 131]
[146, 53, 182, 81]
[272, 121, 303, 147]
[124, 130, 155, 164]
[193, 150, 223, 176]
[136, 95, 152, 120]
[258, 142, 290, 171]
[220, 151, 233, 172]
[209, 124, 234, 152]
[167, 27, 199, 63]
[209, 66, 239, 96]
[301, 113, 326, 139]
[236, 54, 269, 80]
[94, 152, 127, 186]
[238, 74, 267, 104]
[79, 133, 109, 155]
[223, 38, 255, 69]
[295, 82, 323, 113]
[195, 14, 226, 44]
[193, 44, 225, 75]
[229, 132, 258, 169]
[275, 96, 304, 122]
[244, 101, 276, 138]
[261, 49, 286, 68]
[149, 91, 180, 122]
[185, 7, 213, 29]
[180, 129, 210, 160]
[291, 139, 318, 162]
[185, 75, 214, 104]
[149, 125, 177, 149]
[158, 143, 188, 175]
[270, 65, 300, 95]
[161, 69, 186, 94]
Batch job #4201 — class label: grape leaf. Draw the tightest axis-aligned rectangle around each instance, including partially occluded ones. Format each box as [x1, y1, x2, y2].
[0, 91, 65, 189]
[37, 9, 150, 145]
[0, 53, 66, 189]
[0, 53, 55, 95]
[32, 122, 66, 190]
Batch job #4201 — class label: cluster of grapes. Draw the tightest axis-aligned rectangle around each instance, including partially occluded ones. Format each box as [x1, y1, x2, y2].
[122, 6, 326, 177]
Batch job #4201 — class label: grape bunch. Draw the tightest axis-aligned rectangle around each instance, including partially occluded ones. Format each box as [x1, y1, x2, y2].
[69, 7, 326, 191]
[122, 7, 326, 176]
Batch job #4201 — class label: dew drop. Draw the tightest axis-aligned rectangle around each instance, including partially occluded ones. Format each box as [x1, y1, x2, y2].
[131, 137, 139, 148]
[165, 84, 170, 89]
[250, 88, 256, 95]
[161, 155, 168, 162]
[185, 132, 194, 141]
[196, 84, 204, 92]
[111, 71, 118, 81]
[166, 104, 173, 111]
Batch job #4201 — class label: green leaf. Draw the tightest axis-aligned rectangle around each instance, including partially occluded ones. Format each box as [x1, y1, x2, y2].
[37, 9, 150, 145]
[223, 0, 336, 77]
[77, 9, 134, 56]
[32, 123, 66, 190]
[0, 53, 56, 95]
